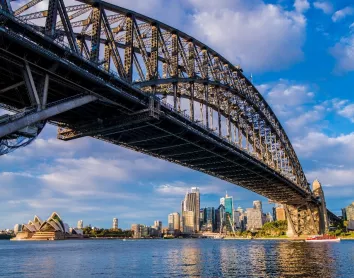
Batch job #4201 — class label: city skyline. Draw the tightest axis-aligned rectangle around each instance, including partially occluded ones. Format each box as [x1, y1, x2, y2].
[1, 0, 354, 229]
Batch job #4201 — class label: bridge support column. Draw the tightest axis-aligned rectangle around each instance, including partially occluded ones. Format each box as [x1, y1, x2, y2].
[285, 203, 321, 236]
[285, 179, 329, 236]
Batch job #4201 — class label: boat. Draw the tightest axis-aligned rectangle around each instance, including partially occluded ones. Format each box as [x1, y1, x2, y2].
[305, 235, 340, 242]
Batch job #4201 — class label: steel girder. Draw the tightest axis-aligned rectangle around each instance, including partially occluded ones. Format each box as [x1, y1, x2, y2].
[2, 0, 309, 195]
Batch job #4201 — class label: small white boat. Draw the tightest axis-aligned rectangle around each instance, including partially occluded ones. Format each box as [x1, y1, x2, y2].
[305, 235, 340, 242]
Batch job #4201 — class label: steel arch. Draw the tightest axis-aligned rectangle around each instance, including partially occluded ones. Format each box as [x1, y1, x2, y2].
[1, 0, 309, 193]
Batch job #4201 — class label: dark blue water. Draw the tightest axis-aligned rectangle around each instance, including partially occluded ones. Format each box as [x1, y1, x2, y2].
[0, 239, 353, 277]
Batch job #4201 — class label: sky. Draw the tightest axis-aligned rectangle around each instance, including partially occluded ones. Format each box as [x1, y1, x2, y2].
[1, 0, 354, 230]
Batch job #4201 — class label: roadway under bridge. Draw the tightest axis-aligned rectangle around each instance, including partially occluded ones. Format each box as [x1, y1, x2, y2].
[0, 0, 340, 235]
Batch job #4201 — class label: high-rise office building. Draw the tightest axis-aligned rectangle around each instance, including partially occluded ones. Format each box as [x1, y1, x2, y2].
[181, 187, 200, 232]
[246, 208, 263, 231]
[233, 210, 241, 229]
[168, 213, 180, 231]
[113, 218, 118, 230]
[253, 200, 262, 211]
[342, 208, 347, 221]
[345, 202, 354, 221]
[200, 209, 205, 228]
[131, 224, 141, 238]
[191, 187, 200, 231]
[221, 193, 234, 231]
[182, 211, 195, 233]
[204, 207, 215, 232]
[154, 220, 162, 231]
[265, 212, 273, 223]
[215, 204, 225, 233]
[77, 220, 83, 229]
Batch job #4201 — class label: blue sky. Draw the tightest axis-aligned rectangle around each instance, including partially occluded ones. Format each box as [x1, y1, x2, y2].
[1, 0, 354, 229]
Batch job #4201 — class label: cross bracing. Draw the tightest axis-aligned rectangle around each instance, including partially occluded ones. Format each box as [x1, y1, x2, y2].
[0, 0, 338, 211]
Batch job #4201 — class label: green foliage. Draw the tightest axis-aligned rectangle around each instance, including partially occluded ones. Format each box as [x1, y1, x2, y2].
[257, 220, 288, 237]
[82, 227, 133, 238]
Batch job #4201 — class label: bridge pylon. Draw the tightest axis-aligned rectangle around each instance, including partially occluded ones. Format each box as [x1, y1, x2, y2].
[285, 179, 329, 236]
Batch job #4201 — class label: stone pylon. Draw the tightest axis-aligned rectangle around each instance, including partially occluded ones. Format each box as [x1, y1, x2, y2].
[285, 180, 329, 237]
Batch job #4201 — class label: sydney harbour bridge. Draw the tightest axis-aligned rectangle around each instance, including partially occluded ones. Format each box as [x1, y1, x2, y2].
[0, 0, 339, 235]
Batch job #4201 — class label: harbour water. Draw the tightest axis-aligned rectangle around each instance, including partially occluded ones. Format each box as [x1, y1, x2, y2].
[0, 239, 353, 277]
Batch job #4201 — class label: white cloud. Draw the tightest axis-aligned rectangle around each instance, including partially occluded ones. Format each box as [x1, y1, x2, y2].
[330, 98, 354, 122]
[293, 132, 354, 162]
[285, 108, 324, 131]
[294, 0, 310, 13]
[332, 6, 354, 22]
[154, 181, 221, 196]
[307, 168, 354, 187]
[337, 104, 354, 122]
[330, 32, 354, 72]
[313, 1, 333, 14]
[190, 2, 306, 72]
[259, 80, 315, 123]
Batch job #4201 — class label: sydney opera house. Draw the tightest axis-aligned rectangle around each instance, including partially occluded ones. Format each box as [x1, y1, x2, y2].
[12, 212, 83, 240]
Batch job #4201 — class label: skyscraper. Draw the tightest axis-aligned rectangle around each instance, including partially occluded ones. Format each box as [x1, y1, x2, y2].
[253, 200, 262, 211]
[181, 187, 200, 232]
[191, 187, 200, 231]
[204, 207, 215, 232]
[346, 202, 354, 221]
[182, 211, 195, 233]
[113, 218, 118, 230]
[221, 193, 234, 232]
[246, 208, 263, 231]
[77, 220, 83, 229]
[154, 220, 162, 231]
[168, 213, 180, 231]
[215, 204, 225, 233]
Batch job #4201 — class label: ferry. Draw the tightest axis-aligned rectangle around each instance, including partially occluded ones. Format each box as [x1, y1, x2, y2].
[305, 235, 340, 242]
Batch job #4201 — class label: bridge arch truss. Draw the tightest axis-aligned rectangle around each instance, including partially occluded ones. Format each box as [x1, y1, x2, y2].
[0, 0, 310, 195]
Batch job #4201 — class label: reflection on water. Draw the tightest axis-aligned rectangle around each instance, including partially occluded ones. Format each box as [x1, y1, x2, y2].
[0, 239, 353, 277]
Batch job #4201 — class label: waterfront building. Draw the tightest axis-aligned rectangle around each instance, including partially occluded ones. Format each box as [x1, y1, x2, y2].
[200, 209, 205, 228]
[233, 210, 241, 230]
[191, 187, 200, 231]
[342, 208, 347, 221]
[215, 204, 225, 233]
[221, 194, 234, 232]
[240, 211, 247, 231]
[113, 218, 118, 230]
[265, 212, 273, 223]
[77, 220, 83, 229]
[276, 206, 286, 221]
[182, 211, 195, 233]
[153, 220, 162, 231]
[181, 188, 200, 232]
[246, 208, 263, 231]
[131, 224, 141, 238]
[203, 207, 215, 232]
[253, 200, 262, 211]
[12, 213, 79, 240]
[168, 213, 180, 232]
[345, 202, 354, 221]
[223, 194, 234, 218]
